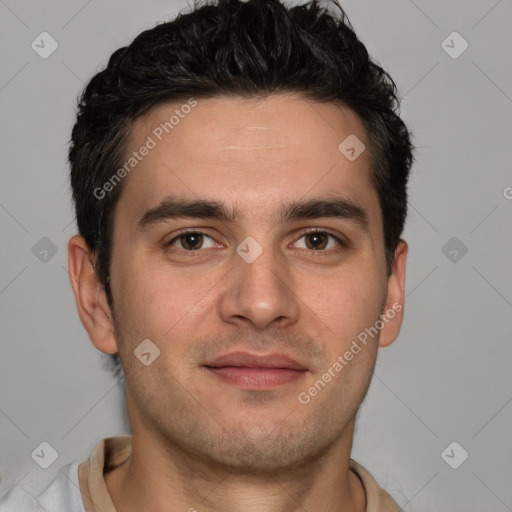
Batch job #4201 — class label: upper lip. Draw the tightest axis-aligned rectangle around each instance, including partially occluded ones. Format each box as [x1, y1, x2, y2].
[203, 351, 308, 370]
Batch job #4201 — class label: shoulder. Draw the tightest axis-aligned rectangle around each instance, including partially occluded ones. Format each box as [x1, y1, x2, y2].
[349, 458, 402, 512]
[0, 463, 84, 512]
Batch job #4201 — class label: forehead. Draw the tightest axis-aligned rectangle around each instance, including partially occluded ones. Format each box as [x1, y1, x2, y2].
[117, 93, 381, 231]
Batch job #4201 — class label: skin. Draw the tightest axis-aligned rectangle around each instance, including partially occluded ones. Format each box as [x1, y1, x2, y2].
[68, 93, 407, 512]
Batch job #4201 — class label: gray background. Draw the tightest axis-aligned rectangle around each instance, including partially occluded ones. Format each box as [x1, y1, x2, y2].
[1, 0, 511, 510]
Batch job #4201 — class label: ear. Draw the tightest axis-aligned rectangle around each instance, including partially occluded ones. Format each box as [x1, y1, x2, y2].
[68, 235, 118, 355]
[378, 239, 408, 348]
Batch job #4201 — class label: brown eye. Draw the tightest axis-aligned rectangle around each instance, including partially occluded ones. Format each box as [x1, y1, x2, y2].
[294, 230, 343, 252]
[304, 232, 329, 250]
[180, 233, 203, 250]
[168, 232, 215, 251]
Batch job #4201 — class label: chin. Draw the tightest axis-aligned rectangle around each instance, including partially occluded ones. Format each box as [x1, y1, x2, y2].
[200, 423, 337, 475]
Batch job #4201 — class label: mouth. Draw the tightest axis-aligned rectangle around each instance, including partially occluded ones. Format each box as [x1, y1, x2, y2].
[202, 351, 308, 390]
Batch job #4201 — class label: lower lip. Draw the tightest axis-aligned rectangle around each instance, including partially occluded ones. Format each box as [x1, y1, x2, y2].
[204, 366, 307, 389]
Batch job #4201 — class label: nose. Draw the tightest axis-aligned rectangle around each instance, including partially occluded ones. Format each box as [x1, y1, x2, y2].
[217, 239, 300, 330]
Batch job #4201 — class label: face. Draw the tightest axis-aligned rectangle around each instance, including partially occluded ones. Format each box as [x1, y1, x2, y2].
[94, 94, 406, 472]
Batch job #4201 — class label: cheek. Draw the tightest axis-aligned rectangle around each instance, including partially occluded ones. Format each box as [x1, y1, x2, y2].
[111, 260, 218, 355]
[303, 266, 386, 343]
[117, 279, 177, 341]
[109, 260, 165, 349]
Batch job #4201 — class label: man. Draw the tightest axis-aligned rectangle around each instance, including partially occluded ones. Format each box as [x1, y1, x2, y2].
[0, 0, 412, 509]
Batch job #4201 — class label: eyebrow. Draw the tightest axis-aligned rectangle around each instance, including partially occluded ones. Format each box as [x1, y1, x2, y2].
[136, 195, 369, 232]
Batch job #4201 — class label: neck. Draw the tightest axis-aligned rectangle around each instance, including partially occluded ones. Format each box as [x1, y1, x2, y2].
[105, 423, 366, 512]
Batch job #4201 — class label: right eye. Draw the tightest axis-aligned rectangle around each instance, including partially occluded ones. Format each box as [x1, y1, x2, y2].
[166, 231, 217, 252]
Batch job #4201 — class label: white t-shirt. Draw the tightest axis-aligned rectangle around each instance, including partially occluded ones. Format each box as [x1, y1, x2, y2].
[0, 463, 84, 512]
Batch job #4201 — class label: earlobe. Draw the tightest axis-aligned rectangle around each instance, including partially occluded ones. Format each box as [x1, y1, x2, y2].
[378, 239, 408, 348]
[68, 235, 118, 355]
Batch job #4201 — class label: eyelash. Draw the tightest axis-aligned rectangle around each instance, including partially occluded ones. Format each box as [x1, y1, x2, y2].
[165, 228, 347, 255]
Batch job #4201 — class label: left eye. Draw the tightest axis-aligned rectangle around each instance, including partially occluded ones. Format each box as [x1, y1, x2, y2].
[293, 231, 342, 251]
